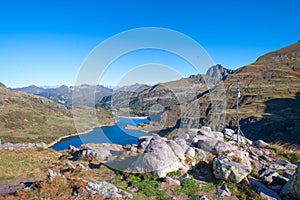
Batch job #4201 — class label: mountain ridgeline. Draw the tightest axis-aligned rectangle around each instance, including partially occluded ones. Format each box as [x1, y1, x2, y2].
[97, 42, 300, 144]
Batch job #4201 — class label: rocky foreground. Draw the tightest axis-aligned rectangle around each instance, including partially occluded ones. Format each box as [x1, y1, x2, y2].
[0, 127, 299, 199]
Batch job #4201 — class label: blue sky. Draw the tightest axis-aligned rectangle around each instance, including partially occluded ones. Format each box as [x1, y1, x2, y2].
[0, 0, 299, 87]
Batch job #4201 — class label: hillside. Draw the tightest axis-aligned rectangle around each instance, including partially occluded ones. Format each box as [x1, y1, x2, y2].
[0, 85, 115, 144]
[97, 65, 231, 117]
[123, 42, 300, 144]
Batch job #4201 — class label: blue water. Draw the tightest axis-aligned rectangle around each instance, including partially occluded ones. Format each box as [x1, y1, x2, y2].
[52, 117, 150, 151]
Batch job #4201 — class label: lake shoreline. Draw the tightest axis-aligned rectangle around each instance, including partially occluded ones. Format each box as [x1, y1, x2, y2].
[47, 122, 116, 148]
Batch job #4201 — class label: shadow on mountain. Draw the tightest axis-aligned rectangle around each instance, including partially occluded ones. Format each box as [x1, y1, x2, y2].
[240, 92, 300, 144]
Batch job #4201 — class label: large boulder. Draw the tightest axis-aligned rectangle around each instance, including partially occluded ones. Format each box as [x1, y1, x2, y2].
[212, 140, 237, 156]
[196, 136, 218, 152]
[280, 165, 300, 199]
[213, 157, 251, 183]
[129, 135, 183, 177]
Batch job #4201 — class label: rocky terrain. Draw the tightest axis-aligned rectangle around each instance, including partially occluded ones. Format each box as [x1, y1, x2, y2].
[0, 126, 299, 199]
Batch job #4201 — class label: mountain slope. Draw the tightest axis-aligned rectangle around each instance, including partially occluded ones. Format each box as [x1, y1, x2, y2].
[125, 42, 300, 144]
[0, 84, 115, 144]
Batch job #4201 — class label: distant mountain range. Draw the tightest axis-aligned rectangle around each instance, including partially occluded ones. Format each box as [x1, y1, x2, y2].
[9, 83, 150, 107]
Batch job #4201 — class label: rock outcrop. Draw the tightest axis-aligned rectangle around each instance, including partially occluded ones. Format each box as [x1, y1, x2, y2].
[280, 165, 300, 199]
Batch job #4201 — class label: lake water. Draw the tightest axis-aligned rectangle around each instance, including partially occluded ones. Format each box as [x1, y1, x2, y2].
[52, 117, 150, 151]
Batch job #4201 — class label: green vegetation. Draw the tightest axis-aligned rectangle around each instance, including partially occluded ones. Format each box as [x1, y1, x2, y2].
[126, 174, 168, 200]
[174, 177, 199, 200]
[268, 143, 300, 163]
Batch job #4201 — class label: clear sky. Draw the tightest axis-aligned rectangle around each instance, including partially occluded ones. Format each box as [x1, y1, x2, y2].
[0, 0, 299, 87]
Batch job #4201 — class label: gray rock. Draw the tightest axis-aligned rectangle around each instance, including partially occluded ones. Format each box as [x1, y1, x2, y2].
[35, 142, 47, 149]
[174, 138, 187, 151]
[254, 140, 269, 148]
[200, 195, 210, 200]
[167, 140, 185, 161]
[213, 157, 251, 183]
[282, 170, 294, 179]
[138, 136, 153, 149]
[249, 146, 264, 156]
[275, 158, 297, 170]
[259, 169, 280, 184]
[249, 178, 281, 200]
[280, 165, 300, 199]
[195, 148, 207, 161]
[129, 135, 183, 177]
[217, 183, 232, 197]
[85, 180, 132, 199]
[196, 136, 218, 153]
[185, 147, 196, 158]
[223, 128, 234, 139]
[212, 140, 236, 156]
[164, 176, 180, 186]
[69, 145, 79, 154]
[48, 169, 64, 181]
[197, 127, 223, 140]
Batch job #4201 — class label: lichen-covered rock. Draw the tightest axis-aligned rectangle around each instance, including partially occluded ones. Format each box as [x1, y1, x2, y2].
[213, 157, 251, 183]
[280, 165, 300, 199]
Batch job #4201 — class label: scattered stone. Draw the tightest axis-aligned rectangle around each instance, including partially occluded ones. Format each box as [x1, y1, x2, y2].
[280, 165, 300, 199]
[259, 169, 280, 184]
[180, 173, 190, 179]
[282, 170, 294, 179]
[213, 157, 251, 183]
[200, 195, 210, 200]
[248, 178, 281, 200]
[249, 146, 264, 157]
[217, 183, 232, 197]
[34, 142, 47, 149]
[254, 140, 269, 148]
[47, 169, 64, 181]
[85, 180, 132, 199]
[76, 163, 87, 170]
